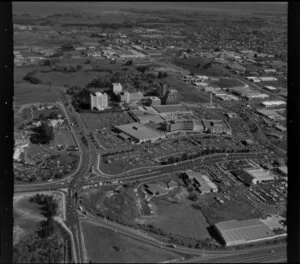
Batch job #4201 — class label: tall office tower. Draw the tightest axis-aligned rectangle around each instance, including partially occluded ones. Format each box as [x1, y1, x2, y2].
[112, 83, 123, 95]
[90, 92, 108, 110]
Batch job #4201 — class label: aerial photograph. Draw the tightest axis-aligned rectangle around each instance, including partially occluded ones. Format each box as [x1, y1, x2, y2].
[13, 2, 287, 263]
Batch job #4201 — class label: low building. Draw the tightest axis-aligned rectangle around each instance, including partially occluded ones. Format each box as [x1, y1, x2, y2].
[243, 93, 269, 100]
[165, 119, 203, 132]
[215, 218, 278, 246]
[232, 168, 275, 186]
[153, 104, 189, 114]
[261, 101, 286, 108]
[114, 122, 165, 144]
[202, 119, 231, 135]
[277, 166, 287, 177]
[264, 85, 277, 91]
[147, 96, 161, 106]
[247, 76, 261, 83]
[184, 170, 218, 194]
[259, 77, 278, 82]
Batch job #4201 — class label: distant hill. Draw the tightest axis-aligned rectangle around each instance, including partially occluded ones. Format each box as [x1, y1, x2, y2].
[13, 2, 287, 16]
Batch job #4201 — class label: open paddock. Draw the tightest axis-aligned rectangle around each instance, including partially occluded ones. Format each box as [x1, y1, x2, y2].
[81, 222, 182, 263]
[15, 83, 59, 105]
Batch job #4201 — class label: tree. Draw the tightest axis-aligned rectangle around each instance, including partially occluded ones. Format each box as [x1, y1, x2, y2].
[30, 121, 54, 144]
[61, 43, 75, 52]
[125, 60, 133, 65]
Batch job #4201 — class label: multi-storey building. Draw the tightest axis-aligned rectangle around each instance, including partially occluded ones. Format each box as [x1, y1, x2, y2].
[112, 83, 123, 95]
[90, 92, 108, 110]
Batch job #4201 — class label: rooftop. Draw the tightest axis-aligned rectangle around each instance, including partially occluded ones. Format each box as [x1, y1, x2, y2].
[215, 219, 276, 245]
[153, 104, 188, 114]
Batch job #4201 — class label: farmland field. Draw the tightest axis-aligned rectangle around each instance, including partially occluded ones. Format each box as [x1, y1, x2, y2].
[81, 222, 182, 263]
[142, 187, 211, 240]
[14, 83, 59, 105]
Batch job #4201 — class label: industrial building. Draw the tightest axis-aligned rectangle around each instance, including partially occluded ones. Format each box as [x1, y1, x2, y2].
[184, 170, 218, 194]
[112, 83, 123, 95]
[214, 218, 278, 246]
[214, 93, 240, 101]
[90, 92, 108, 111]
[261, 101, 286, 108]
[243, 93, 269, 100]
[232, 168, 275, 186]
[114, 122, 165, 143]
[202, 119, 232, 135]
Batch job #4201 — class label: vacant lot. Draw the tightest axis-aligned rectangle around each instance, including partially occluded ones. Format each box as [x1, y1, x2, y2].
[142, 187, 211, 240]
[81, 222, 182, 263]
[15, 83, 59, 105]
[81, 186, 139, 225]
[51, 131, 76, 147]
[195, 192, 263, 225]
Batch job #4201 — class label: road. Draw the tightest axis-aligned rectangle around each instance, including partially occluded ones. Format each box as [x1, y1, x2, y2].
[14, 91, 286, 263]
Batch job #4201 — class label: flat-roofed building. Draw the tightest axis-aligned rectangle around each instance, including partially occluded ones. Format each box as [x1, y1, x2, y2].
[114, 122, 165, 144]
[166, 119, 203, 132]
[259, 76, 278, 82]
[153, 104, 190, 114]
[232, 168, 275, 186]
[264, 85, 277, 91]
[202, 119, 231, 135]
[147, 96, 161, 106]
[112, 83, 123, 95]
[184, 170, 218, 194]
[261, 101, 286, 108]
[90, 92, 108, 111]
[215, 219, 277, 246]
[277, 166, 287, 177]
[243, 93, 269, 100]
[119, 91, 144, 103]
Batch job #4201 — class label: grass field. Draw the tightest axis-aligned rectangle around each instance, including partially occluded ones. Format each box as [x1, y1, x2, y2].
[14, 83, 59, 105]
[173, 57, 232, 77]
[51, 131, 76, 147]
[81, 222, 182, 263]
[142, 187, 211, 240]
[196, 192, 263, 225]
[14, 106, 32, 128]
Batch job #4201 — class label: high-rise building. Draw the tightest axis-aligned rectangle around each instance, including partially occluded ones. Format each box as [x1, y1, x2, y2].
[119, 92, 143, 103]
[90, 92, 108, 110]
[112, 83, 123, 95]
[160, 84, 168, 97]
[164, 89, 179, 105]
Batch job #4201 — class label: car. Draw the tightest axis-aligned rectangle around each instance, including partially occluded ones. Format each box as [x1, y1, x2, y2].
[269, 250, 275, 253]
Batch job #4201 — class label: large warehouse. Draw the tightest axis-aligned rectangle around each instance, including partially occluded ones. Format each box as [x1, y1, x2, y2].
[231, 168, 275, 186]
[215, 219, 277, 246]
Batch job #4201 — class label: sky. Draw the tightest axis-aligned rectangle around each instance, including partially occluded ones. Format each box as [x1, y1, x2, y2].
[13, 2, 287, 16]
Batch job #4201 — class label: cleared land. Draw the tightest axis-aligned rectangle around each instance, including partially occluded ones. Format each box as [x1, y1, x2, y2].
[141, 187, 211, 240]
[81, 221, 182, 263]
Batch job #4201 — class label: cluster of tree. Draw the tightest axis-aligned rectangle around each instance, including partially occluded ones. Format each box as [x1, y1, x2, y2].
[29, 193, 58, 218]
[52, 64, 82, 72]
[158, 71, 168, 79]
[30, 121, 54, 144]
[86, 75, 111, 88]
[187, 191, 198, 201]
[161, 147, 250, 165]
[136, 65, 150, 74]
[70, 87, 91, 111]
[37, 111, 59, 121]
[60, 43, 75, 52]
[23, 71, 42, 84]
